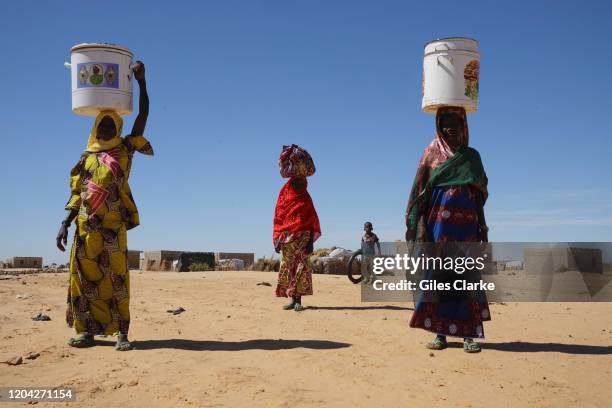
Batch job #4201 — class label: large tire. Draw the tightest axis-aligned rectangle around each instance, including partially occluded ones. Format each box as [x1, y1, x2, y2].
[347, 249, 363, 284]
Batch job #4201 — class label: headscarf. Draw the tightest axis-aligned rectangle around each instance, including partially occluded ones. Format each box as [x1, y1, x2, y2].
[273, 178, 321, 245]
[428, 106, 470, 169]
[279, 144, 316, 178]
[405, 107, 487, 240]
[86, 111, 123, 153]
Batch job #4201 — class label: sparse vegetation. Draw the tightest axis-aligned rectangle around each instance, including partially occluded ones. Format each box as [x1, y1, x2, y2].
[311, 251, 360, 275]
[312, 247, 335, 257]
[250, 257, 280, 272]
[189, 262, 212, 272]
[249, 248, 358, 275]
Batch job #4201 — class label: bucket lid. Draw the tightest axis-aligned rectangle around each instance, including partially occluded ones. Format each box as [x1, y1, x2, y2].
[424, 37, 479, 48]
[70, 42, 133, 56]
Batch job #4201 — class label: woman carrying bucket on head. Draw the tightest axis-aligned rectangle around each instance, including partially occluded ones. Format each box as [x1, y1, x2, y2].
[56, 61, 152, 351]
[273, 145, 321, 311]
[405, 106, 490, 353]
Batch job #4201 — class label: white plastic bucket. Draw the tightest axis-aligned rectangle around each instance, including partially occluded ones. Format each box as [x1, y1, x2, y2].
[422, 37, 480, 114]
[65, 43, 134, 116]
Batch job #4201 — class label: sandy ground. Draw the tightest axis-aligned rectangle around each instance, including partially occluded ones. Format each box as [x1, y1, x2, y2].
[1, 271, 612, 408]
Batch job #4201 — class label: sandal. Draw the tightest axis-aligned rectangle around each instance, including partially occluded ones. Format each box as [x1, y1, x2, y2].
[115, 334, 134, 351]
[68, 333, 95, 348]
[283, 300, 297, 310]
[425, 337, 448, 350]
[293, 303, 305, 312]
[463, 338, 481, 353]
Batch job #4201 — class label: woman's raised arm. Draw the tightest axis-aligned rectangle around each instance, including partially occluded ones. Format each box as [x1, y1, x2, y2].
[130, 61, 149, 137]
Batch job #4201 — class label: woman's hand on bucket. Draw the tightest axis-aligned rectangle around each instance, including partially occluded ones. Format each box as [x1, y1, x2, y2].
[132, 61, 145, 82]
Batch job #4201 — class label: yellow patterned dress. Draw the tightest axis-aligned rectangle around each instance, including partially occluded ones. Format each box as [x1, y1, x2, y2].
[65, 113, 153, 336]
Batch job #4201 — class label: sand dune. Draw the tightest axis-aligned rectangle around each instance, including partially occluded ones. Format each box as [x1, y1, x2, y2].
[1, 271, 611, 407]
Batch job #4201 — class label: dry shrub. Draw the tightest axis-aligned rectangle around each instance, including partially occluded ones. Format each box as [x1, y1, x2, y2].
[250, 257, 280, 272]
[323, 258, 346, 275]
[310, 256, 324, 274]
[311, 255, 360, 275]
[312, 247, 335, 257]
[250, 248, 360, 276]
[189, 262, 212, 271]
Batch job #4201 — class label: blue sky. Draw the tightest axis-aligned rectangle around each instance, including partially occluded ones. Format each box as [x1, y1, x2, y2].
[1, 0, 611, 264]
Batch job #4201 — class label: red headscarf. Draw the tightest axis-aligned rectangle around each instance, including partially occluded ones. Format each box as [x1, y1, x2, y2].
[273, 178, 321, 245]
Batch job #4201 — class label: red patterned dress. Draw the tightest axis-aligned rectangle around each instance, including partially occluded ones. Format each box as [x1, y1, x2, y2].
[273, 178, 321, 298]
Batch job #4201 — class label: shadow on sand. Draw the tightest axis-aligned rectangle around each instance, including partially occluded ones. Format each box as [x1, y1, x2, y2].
[446, 341, 612, 355]
[113, 339, 353, 351]
[307, 305, 413, 311]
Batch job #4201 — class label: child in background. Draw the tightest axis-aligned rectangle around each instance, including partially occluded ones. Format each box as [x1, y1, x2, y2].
[361, 222, 381, 284]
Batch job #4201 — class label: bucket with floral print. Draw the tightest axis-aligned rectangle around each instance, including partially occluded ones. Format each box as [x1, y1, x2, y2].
[422, 37, 480, 114]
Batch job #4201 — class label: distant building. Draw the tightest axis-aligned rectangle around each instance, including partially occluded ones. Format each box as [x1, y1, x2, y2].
[177, 252, 216, 272]
[142, 250, 256, 271]
[495, 260, 523, 270]
[215, 252, 255, 268]
[143, 250, 183, 271]
[127, 250, 142, 270]
[4, 257, 43, 269]
[524, 247, 603, 274]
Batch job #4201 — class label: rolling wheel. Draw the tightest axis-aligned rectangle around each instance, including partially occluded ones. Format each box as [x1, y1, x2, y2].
[347, 249, 363, 284]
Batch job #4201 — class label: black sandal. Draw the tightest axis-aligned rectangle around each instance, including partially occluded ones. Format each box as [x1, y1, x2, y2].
[68, 333, 95, 348]
[115, 334, 133, 351]
[283, 299, 297, 310]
